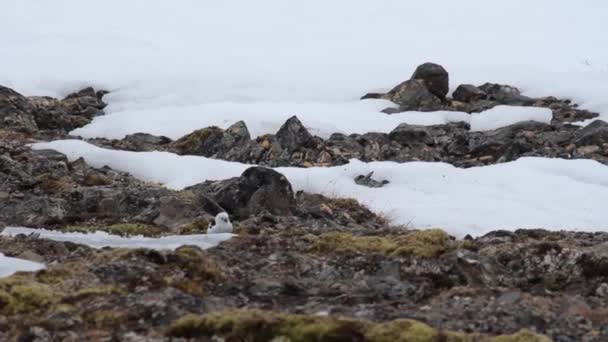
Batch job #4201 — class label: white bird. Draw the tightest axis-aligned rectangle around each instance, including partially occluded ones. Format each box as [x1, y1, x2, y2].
[207, 212, 233, 234]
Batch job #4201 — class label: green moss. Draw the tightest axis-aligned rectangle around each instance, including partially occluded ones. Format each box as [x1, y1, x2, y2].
[167, 310, 552, 342]
[313, 229, 452, 258]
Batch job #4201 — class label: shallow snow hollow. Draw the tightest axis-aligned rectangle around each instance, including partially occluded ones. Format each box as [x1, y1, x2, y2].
[33, 140, 608, 238]
[1, 227, 234, 251]
[0, 253, 45, 278]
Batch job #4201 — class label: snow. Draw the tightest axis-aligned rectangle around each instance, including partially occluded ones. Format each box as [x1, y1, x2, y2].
[469, 106, 552, 132]
[71, 102, 550, 140]
[32, 140, 608, 238]
[2, 0, 607, 139]
[3, 1, 608, 238]
[1, 227, 234, 251]
[0, 253, 45, 278]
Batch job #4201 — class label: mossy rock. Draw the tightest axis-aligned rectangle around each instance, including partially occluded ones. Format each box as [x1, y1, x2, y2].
[313, 229, 452, 258]
[173, 127, 216, 154]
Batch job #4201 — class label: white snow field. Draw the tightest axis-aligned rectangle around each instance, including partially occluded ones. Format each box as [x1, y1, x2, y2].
[1, 1, 607, 139]
[3, 1, 608, 238]
[0, 253, 45, 278]
[1, 227, 234, 251]
[33, 140, 608, 238]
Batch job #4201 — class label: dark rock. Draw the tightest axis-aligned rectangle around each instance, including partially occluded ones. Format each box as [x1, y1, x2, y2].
[452, 84, 487, 102]
[385, 79, 443, 112]
[574, 120, 608, 146]
[360, 93, 383, 100]
[354, 172, 389, 188]
[187, 166, 296, 220]
[389, 123, 435, 146]
[275, 116, 314, 152]
[478, 83, 536, 106]
[410, 62, 450, 100]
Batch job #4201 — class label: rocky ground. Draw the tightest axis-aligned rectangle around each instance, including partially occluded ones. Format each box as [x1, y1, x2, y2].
[1, 64, 608, 341]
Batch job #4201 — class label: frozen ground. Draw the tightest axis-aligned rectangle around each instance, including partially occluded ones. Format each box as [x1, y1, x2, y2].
[1, 227, 234, 251]
[0, 253, 45, 278]
[33, 140, 608, 237]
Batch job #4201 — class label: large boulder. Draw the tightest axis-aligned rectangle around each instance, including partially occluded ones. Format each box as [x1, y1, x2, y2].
[187, 166, 296, 220]
[410, 62, 450, 101]
[275, 116, 314, 152]
[385, 79, 443, 112]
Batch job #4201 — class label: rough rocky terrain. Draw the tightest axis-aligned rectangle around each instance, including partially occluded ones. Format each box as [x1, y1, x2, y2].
[1, 64, 608, 341]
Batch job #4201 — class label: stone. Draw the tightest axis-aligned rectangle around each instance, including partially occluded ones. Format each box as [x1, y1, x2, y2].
[574, 120, 608, 146]
[410, 62, 450, 100]
[452, 84, 487, 102]
[385, 79, 442, 112]
[275, 116, 314, 152]
[186, 166, 296, 220]
[389, 123, 435, 146]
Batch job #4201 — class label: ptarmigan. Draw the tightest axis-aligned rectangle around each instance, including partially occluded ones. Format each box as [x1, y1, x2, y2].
[207, 212, 233, 234]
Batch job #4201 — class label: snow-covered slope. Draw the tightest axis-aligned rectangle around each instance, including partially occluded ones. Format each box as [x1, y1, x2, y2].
[2, 0, 607, 137]
[33, 140, 608, 237]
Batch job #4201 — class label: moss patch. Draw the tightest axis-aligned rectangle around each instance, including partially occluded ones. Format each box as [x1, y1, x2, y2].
[0, 279, 58, 314]
[166, 309, 552, 342]
[313, 229, 452, 258]
[63, 222, 165, 237]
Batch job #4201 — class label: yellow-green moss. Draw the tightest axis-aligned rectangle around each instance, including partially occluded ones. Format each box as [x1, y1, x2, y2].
[367, 319, 467, 342]
[63, 222, 164, 237]
[0, 283, 58, 314]
[65, 285, 126, 302]
[313, 229, 452, 258]
[490, 330, 552, 342]
[166, 310, 552, 342]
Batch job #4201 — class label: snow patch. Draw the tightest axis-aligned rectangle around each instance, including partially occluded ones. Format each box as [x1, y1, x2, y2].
[0, 253, 45, 278]
[32, 140, 608, 238]
[1, 227, 234, 251]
